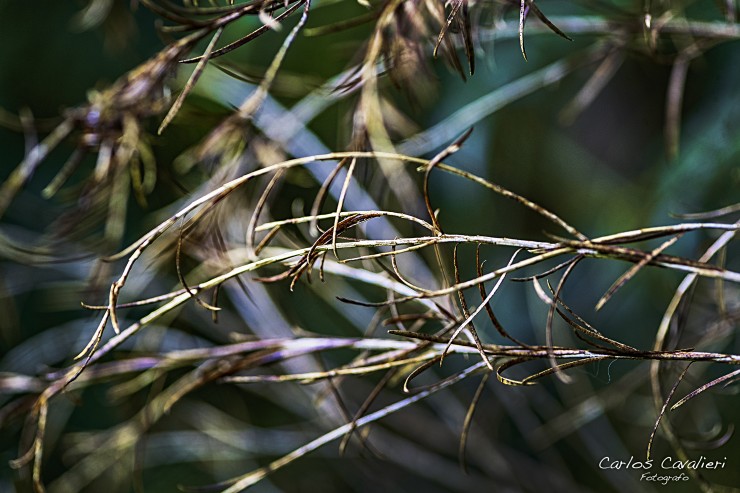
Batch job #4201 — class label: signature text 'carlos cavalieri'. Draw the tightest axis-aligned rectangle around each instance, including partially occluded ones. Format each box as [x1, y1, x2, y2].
[598, 456, 727, 486]
[599, 456, 727, 471]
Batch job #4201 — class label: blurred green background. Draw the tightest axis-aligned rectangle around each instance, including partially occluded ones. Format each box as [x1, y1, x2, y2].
[1, 1, 738, 492]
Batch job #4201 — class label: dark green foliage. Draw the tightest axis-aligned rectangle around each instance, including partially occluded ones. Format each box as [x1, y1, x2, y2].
[0, 1, 739, 492]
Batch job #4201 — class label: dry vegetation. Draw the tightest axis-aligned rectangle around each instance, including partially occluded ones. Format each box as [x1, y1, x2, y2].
[0, 0, 738, 492]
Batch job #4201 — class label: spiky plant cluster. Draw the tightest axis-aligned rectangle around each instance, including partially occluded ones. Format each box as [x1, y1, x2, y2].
[0, 1, 739, 492]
